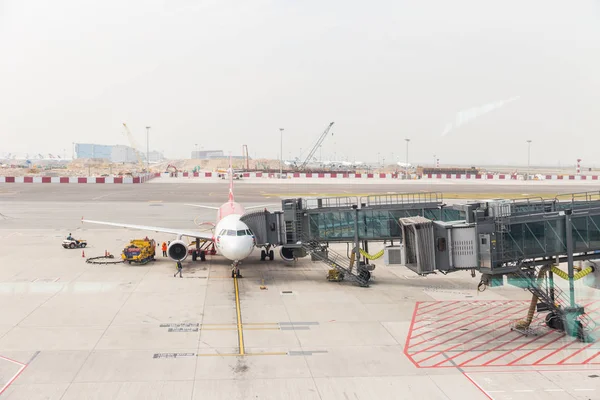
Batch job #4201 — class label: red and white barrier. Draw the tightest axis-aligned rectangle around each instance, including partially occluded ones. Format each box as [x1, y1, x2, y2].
[0, 173, 155, 184]
[420, 173, 600, 181]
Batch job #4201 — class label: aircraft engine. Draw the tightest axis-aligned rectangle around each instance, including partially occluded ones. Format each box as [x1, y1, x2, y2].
[168, 240, 188, 261]
[279, 246, 295, 262]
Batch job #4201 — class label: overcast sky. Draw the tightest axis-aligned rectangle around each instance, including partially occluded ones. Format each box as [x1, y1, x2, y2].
[1, 0, 599, 166]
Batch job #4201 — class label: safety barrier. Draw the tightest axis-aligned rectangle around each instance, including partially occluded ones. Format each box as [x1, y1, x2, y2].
[421, 173, 600, 181]
[0, 173, 156, 184]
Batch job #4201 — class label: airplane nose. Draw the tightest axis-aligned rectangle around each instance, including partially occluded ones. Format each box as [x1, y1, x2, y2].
[221, 237, 254, 261]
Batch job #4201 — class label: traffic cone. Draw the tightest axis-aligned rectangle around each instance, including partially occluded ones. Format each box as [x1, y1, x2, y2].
[82, 250, 85, 258]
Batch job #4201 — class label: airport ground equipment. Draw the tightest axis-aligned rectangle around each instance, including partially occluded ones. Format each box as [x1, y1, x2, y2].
[63, 238, 87, 249]
[121, 238, 156, 264]
[299, 122, 335, 170]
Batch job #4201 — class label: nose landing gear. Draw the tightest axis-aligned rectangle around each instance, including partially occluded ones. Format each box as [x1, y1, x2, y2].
[231, 261, 242, 278]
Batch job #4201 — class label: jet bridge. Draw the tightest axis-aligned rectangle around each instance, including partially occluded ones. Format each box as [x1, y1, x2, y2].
[240, 191, 600, 341]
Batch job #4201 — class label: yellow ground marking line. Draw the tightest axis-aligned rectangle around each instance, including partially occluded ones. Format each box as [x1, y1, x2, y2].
[234, 275, 245, 355]
[196, 352, 288, 357]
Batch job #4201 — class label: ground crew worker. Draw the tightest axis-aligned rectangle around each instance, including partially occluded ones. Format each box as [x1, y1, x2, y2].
[174, 261, 183, 278]
[161, 242, 167, 257]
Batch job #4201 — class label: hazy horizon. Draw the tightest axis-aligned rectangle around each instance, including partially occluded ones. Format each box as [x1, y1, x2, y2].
[1, 0, 599, 165]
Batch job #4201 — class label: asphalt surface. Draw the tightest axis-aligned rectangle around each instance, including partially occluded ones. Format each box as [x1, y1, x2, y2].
[1, 180, 599, 203]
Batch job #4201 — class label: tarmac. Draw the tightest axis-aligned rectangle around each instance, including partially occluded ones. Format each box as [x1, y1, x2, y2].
[0, 181, 599, 399]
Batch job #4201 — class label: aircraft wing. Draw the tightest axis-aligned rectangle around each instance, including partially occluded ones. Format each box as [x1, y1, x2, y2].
[184, 204, 220, 210]
[82, 219, 214, 241]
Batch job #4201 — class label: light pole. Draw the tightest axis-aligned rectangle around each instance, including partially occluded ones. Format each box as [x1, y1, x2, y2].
[405, 138, 410, 177]
[526, 140, 532, 180]
[279, 128, 284, 176]
[145, 126, 151, 171]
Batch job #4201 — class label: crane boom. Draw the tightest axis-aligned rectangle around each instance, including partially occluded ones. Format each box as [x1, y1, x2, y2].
[300, 122, 334, 170]
[122, 123, 146, 172]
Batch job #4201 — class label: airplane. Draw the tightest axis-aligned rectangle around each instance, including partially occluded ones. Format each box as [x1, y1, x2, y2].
[396, 161, 413, 168]
[82, 159, 275, 277]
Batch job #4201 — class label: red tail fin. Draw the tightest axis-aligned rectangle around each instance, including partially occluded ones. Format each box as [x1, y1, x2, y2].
[228, 154, 234, 203]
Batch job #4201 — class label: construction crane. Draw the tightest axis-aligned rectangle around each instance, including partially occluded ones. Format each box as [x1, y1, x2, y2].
[122, 123, 146, 172]
[300, 122, 334, 170]
[242, 145, 249, 170]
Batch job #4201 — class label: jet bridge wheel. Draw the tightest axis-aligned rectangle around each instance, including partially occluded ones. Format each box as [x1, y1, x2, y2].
[545, 312, 564, 331]
[358, 270, 371, 282]
[268, 250, 274, 261]
[260, 250, 266, 261]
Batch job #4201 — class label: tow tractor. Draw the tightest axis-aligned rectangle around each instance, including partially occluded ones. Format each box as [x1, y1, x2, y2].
[62, 238, 87, 249]
[122, 238, 156, 264]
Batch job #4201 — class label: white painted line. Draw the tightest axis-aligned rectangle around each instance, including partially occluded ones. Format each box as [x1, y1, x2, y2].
[574, 388, 595, 391]
[464, 373, 496, 400]
[92, 193, 112, 200]
[544, 389, 564, 392]
[514, 389, 534, 392]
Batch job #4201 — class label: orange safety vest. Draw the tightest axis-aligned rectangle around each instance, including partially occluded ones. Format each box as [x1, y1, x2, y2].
[161, 243, 167, 251]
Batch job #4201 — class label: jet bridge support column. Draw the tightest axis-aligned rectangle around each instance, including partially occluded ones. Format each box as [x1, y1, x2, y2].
[565, 210, 576, 308]
[352, 205, 360, 274]
[563, 209, 586, 339]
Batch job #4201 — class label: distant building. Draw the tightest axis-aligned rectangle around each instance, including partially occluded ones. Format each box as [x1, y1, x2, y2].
[75, 143, 112, 160]
[111, 145, 140, 163]
[75, 143, 163, 163]
[191, 150, 224, 159]
[148, 151, 164, 163]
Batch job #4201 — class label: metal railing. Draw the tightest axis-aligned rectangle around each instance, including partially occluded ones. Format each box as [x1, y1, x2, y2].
[303, 196, 358, 210]
[360, 192, 443, 208]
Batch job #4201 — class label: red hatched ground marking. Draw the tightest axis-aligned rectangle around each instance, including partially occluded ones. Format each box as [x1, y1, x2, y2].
[404, 300, 600, 369]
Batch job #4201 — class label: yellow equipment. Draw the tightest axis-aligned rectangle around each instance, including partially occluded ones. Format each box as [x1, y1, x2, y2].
[122, 123, 147, 173]
[121, 238, 156, 264]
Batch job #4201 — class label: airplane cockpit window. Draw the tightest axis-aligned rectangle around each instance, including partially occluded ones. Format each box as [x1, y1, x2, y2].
[246, 229, 253, 235]
[226, 230, 236, 236]
[219, 229, 226, 235]
[237, 230, 246, 236]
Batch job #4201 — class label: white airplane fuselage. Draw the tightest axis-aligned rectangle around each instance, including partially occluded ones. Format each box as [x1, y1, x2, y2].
[212, 201, 255, 262]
